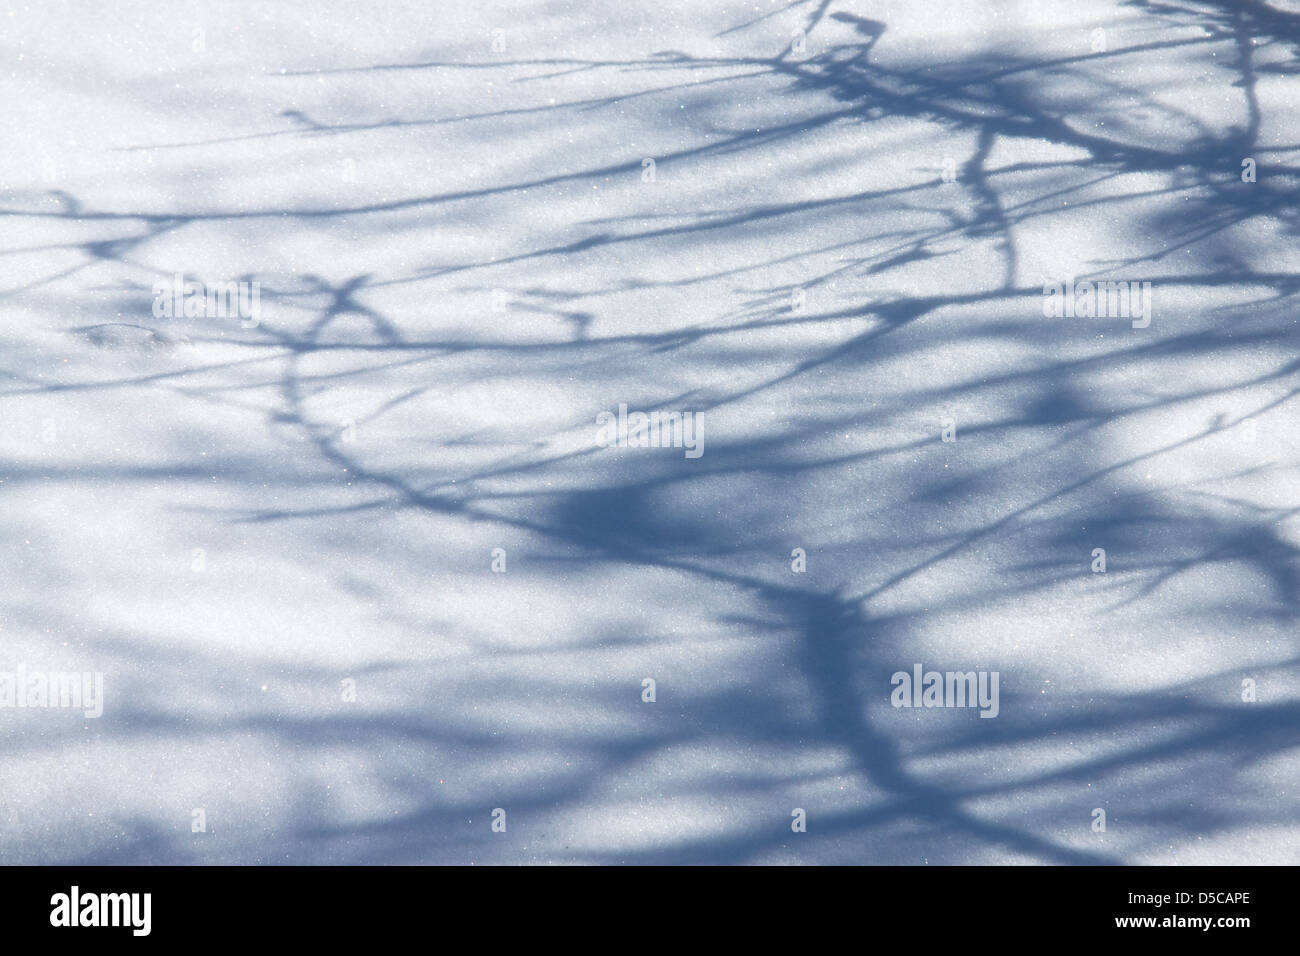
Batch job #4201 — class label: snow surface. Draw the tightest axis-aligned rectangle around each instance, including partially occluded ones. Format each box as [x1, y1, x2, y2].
[1, 0, 1298, 864]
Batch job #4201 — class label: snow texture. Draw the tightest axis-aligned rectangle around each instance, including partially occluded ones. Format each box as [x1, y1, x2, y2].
[1, 0, 1298, 864]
